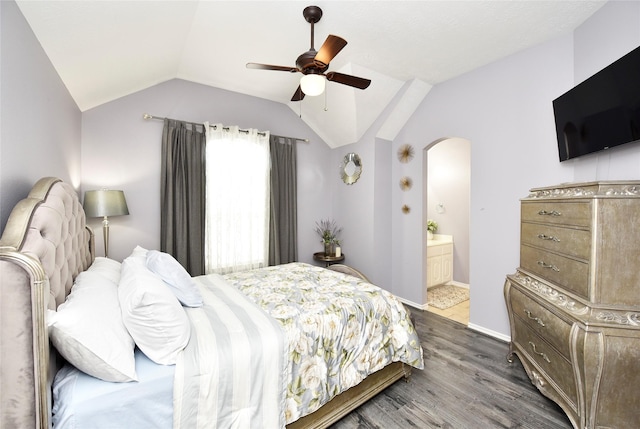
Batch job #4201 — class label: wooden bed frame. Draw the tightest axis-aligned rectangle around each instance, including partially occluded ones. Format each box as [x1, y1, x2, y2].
[0, 177, 410, 429]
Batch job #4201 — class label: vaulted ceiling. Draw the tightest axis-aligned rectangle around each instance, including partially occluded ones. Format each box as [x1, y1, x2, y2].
[16, 1, 606, 147]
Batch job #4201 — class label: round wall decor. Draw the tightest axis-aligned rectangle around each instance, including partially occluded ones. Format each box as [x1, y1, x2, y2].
[400, 176, 413, 191]
[397, 144, 415, 163]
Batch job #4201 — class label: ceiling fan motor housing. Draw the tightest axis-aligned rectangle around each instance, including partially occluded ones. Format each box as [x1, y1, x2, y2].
[297, 50, 328, 74]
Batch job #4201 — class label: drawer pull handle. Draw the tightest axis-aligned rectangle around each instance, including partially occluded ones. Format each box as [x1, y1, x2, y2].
[528, 341, 551, 363]
[537, 234, 560, 242]
[531, 371, 546, 388]
[538, 210, 562, 216]
[524, 309, 546, 327]
[537, 260, 560, 272]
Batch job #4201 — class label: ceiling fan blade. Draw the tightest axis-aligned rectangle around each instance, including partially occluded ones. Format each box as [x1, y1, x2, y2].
[291, 85, 305, 102]
[314, 35, 347, 65]
[326, 71, 371, 90]
[246, 63, 298, 73]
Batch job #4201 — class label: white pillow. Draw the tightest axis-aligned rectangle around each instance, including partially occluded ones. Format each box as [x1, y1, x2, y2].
[130, 245, 149, 260]
[48, 270, 137, 382]
[146, 250, 203, 307]
[119, 254, 191, 365]
[87, 257, 122, 284]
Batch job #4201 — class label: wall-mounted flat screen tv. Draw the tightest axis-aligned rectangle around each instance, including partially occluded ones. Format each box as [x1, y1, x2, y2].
[553, 45, 640, 162]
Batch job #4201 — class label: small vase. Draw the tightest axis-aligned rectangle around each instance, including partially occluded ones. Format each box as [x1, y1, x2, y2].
[427, 231, 434, 240]
[324, 242, 332, 256]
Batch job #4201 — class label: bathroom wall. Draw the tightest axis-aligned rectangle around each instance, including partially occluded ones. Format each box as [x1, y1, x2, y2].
[426, 137, 471, 285]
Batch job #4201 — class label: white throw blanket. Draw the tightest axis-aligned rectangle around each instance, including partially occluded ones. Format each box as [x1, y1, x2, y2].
[173, 274, 288, 429]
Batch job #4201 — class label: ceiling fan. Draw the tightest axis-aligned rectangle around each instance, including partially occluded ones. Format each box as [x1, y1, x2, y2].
[246, 5, 371, 102]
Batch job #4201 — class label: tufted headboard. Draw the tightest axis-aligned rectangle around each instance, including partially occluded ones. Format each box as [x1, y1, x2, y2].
[0, 177, 94, 429]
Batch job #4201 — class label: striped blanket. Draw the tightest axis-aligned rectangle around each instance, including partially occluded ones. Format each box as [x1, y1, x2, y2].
[173, 274, 287, 428]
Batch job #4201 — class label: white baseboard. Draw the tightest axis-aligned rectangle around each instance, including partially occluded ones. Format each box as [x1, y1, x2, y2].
[397, 297, 427, 311]
[397, 294, 512, 344]
[468, 323, 511, 343]
[448, 280, 469, 289]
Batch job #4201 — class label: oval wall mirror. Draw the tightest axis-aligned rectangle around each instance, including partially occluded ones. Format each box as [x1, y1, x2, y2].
[340, 152, 362, 185]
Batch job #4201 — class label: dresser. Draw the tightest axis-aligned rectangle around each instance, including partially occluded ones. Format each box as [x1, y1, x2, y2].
[504, 181, 640, 429]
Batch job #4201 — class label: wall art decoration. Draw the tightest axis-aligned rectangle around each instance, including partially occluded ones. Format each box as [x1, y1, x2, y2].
[399, 176, 413, 191]
[402, 204, 411, 214]
[397, 144, 415, 163]
[340, 152, 363, 185]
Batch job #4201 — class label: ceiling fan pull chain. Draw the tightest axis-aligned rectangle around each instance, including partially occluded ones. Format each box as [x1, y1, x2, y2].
[324, 87, 328, 111]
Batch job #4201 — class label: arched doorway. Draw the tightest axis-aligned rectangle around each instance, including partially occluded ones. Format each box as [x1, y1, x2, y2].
[423, 137, 471, 325]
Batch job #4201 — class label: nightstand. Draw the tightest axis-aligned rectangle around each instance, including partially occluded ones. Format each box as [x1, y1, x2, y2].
[313, 252, 345, 267]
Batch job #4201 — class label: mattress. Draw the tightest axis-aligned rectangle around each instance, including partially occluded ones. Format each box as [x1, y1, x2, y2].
[52, 349, 175, 428]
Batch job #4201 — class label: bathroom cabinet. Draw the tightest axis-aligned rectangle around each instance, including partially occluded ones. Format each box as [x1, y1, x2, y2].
[427, 235, 453, 288]
[504, 181, 640, 429]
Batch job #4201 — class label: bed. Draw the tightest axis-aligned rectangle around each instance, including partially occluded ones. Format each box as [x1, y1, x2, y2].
[0, 177, 423, 429]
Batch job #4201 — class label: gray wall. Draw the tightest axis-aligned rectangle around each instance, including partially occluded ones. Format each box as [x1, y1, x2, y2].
[80, 79, 333, 263]
[390, 1, 640, 337]
[0, 0, 81, 229]
[329, 87, 409, 293]
[330, 130, 377, 284]
[572, 1, 640, 182]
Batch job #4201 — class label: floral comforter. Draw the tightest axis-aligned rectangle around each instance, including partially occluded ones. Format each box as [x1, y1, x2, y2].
[223, 262, 424, 424]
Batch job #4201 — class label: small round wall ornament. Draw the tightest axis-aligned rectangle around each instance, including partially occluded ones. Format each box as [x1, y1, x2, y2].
[397, 144, 415, 163]
[402, 204, 411, 214]
[399, 176, 413, 191]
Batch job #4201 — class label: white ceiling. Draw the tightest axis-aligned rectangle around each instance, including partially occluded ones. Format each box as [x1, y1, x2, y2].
[16, 1, 606, 147]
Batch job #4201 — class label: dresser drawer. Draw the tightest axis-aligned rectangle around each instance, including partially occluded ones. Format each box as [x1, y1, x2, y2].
[508, 286, 573, 359]
[520, 245, 589, 299]
[521, 201, 591, 227]
[521, 222, 591, 260]
[512, 317, 577, 405]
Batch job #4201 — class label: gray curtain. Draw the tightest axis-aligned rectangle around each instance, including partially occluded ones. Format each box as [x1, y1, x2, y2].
[160, 119, 206, 276]
[268, 135, 298, 265]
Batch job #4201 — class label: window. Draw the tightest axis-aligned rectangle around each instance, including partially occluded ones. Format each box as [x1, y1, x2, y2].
[204, 126, 270, 274]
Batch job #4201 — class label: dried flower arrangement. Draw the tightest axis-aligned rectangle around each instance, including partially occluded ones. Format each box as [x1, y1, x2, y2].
[314, 219, 342, 245]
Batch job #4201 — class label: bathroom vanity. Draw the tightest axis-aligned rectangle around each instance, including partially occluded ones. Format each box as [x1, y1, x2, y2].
[426, 234, 453, 288]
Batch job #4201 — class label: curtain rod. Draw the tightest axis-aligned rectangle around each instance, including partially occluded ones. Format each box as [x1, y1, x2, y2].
[143, 113, 309, 142]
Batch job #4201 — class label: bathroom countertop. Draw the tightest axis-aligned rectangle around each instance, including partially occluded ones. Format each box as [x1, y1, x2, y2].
[427, 234, 453, 247]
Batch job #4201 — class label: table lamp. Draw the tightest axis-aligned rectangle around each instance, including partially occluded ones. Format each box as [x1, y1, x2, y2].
[83, 189, 129, 257]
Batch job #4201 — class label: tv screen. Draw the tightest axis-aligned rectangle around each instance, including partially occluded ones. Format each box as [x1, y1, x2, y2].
[553, 45, 640, 162]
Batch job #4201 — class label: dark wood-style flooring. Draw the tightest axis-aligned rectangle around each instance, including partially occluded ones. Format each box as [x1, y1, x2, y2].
[332, 309, 573, 428]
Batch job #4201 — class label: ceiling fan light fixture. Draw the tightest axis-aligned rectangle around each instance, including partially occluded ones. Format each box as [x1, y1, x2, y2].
[300, 74, 326, 96]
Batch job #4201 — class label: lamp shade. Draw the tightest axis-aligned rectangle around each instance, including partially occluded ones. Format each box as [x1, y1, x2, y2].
[300, 74, 326, 96]
[83, 190, 129, 218]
